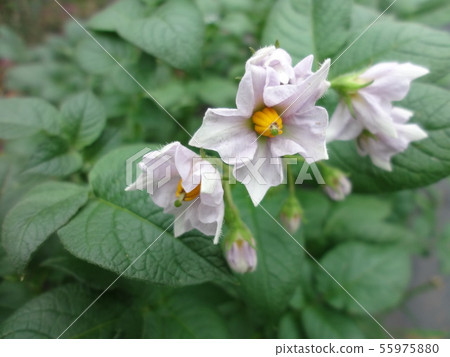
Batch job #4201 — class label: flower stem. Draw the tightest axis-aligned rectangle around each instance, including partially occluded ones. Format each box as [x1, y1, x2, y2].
[223, 181, 240, 224]
[287, 164, 295, 195]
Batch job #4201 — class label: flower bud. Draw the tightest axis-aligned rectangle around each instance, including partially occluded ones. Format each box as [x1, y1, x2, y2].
[280, 195, 303, 234]
[225, 228, 257, 274]
[323, 169, 352, 201]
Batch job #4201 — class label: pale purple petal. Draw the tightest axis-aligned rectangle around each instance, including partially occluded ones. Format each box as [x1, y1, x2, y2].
[391, 107, 414, 124]
[226, 238, 257, 273]
[357, 135, 394, 171]
[198, 165, 224, 207]
[234, 140, 284, 206]
[126, 142, 225, 242]
[173, 201, 197, 237]
[265, 59, 330, 118]
[396, 122, 428, 143]
[152, 177, 181, 213]
[293, 55, 314, 81]
[247, 46, 294, 85]
[189, 108, 257, 164]
[356, 107, 427, 171]
[236, 65, 267, 115]
[327, 101, 364, 141]
[352, 92, 397, 137]
[270, 106, 329, 162]
[324, 175, 352, 201]
[361, 62, 429, 102]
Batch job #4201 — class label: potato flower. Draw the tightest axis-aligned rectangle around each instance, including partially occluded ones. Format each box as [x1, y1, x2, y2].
[126, 142, 224, 243]
[190, 46, 330, 205]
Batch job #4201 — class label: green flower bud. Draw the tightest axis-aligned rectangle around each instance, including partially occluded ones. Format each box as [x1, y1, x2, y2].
[280, 195, 303, 234]
[321, 166, 352, 201]
[224, 225, 257, 274]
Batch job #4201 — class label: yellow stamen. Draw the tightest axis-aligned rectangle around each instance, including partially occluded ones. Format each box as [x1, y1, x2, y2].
[175, 179, 201, 202]
[252, 107, 283, 138]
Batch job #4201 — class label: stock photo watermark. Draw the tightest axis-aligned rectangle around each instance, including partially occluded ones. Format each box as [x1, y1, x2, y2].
[125, 148, 326, 193]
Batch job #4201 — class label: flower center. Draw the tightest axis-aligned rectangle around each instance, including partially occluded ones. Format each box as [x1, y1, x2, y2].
[174, 179, 201, 207]
[252, 107, 283, 138]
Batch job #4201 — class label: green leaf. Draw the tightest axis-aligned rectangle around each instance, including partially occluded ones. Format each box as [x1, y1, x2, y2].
[298, 190, 332, 241]
[278, 313, 302, 339]
[0, 157, 43, 242]
[262, 0, 312, 63]
[263, 1, 450, 82]
[60, 91, 107, 149]
[323, 195, 415, 244]
[232, 186, 305, 316]
[76, 34, 140, 75]
[262, 0, 352, 63]
[116, 0, 205, 70]
[311, 0, 352, 61]
[4, 63, 79, 103]
[329, 83, 450, 192]
[195, 76, 238, 108]
[317, 242, 411, 314]
[41, 254, 118, 290]
[87, 0, 148, 32]
[332, 6, 450, 83]
[0, 98, 60, 140]
[58, 145, 234, 286]
[2, 182, 88, 271]
[0, 26, 27, 61]
[301, 305, 364, 338]
[23, 135, 83, 177]
[143, 292, 229, 338]
[0, 281, 33, 321]
[359, 0, 450, 28]
[0, 284, 121, 338]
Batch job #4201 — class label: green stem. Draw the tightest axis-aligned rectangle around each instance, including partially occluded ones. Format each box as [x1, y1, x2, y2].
[285, 154, 305, 163]
[223, 181, 240, 224]
[287, 165, 295, 195]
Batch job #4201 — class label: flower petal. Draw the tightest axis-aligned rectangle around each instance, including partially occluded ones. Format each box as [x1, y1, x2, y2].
[234, 139, 284, 206]
[264, 59, 330, 118]
[236, 65, 267, 115]
[361, 62, 429, 101]
[247, 46, 295, 85]
[271, 106, 329, 162]
[390, 107, 414, 124]
[293, 55, 314, 81]
[327, 101, 364, 141]
[352, 92, 397, 137]
[356, 135, 394, 171]
[189, 108, 257, 164]
[198, 164, 224, 206]
[356, 107, 427, 172]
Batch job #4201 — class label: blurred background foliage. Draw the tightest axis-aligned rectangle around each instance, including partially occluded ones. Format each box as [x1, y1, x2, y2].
[0, 0, 449, 339]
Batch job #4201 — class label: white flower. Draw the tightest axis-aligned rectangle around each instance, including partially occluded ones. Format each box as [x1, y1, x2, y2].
[327, 62, 429, 141]
[126, 142, 224, 243]
[190, 47, 330, 205]
[356, 107, 428, 171]
[225, 235, 257, 274]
